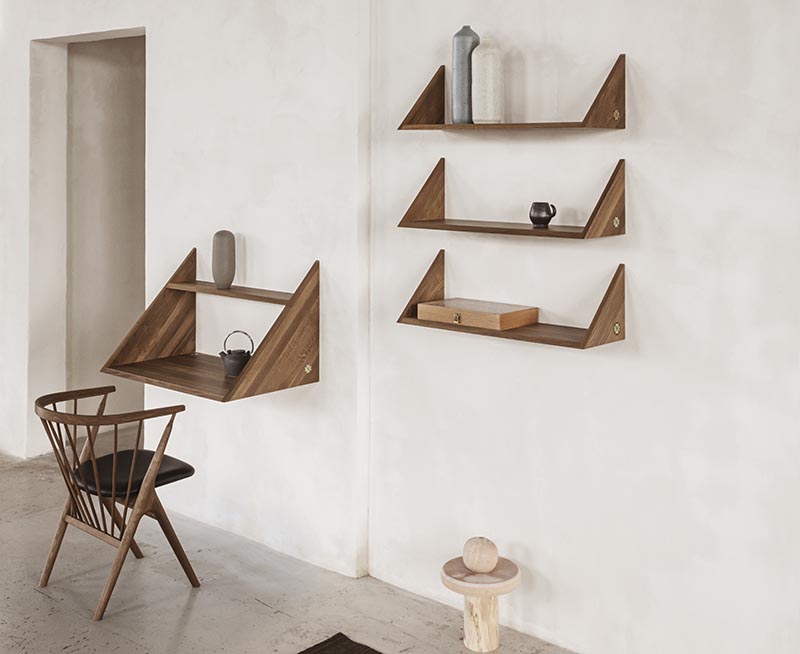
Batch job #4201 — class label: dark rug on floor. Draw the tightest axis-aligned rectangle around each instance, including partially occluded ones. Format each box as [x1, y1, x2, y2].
[298, 633, 383, 653]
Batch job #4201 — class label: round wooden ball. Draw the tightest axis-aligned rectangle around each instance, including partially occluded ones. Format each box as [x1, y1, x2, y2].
[463, 537, 499, 573]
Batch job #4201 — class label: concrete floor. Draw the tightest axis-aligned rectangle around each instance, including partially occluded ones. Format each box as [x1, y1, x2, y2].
[0, 452, 572, 654]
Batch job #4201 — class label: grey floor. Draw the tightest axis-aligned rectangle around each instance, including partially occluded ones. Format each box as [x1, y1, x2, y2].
[0, 452, 571, 654]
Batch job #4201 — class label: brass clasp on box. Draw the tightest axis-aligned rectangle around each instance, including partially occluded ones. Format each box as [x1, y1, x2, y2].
[453, 312, 462, 324]
[613, 322, 621, 335]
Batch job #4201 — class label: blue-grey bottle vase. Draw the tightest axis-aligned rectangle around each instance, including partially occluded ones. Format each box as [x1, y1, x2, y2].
[452, 25, 480, 124]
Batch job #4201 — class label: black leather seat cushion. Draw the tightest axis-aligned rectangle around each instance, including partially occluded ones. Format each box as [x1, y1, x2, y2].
[73, 449, 194, 497]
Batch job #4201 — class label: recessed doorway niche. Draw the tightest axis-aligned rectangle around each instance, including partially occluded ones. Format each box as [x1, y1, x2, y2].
[28, 29, 146, 456]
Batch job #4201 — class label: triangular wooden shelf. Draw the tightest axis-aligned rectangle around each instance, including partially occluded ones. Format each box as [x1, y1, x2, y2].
[399, 159, 625, 239]
[102, 249, 320, 401]
[399, 54, 625, 130]
[398, 250, 625, 349]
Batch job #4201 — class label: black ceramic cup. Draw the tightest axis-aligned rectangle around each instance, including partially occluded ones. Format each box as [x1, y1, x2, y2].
[529, 202, 557, 228]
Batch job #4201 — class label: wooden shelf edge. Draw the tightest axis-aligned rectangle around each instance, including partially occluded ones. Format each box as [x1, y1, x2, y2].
[400, 219, 586, 239]
[399, 55, 625, 130]
[399, 159, 626, 239]
[400, 122, 588, 131]
[398, 317, 588, 349]
[397, 250, 625, 349]
[166, 280, 294, 305]
[102, 356, 230, 403]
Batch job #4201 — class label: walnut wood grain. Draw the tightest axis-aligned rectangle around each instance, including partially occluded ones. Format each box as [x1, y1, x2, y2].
[398, 65, 445, 129]
[400, 317, 588, 349]
[584, 264, 625, 348]
[402, 122, 587, 130]
[583, 54, 626, 128]
[399, 159, 625, 239]
[103, 250, 197, 367]
[34, 388, 196, 620]
[399, 55, 625, 130]
[107, 353, 235, 402]
[402, 219, 586, 238]
[583, 160, 626, 237]
[166, 281, 293, 305]
[103, 250, 321, 401]
[398, 158, 445, 226]
[226, 261, 320, 400]
[397, 250, 445, 322]
[398, 251, 625, 349]
[64, 515, 126, 549]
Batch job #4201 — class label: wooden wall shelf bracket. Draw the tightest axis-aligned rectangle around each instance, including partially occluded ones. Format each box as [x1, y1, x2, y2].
[399, 54, 625, 130]
[398, 159, 625, 239]
[102, 249, 320, 401]
[397, 250, 625, 349]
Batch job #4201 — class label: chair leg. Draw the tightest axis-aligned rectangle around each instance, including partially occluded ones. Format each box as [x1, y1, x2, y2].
[101, 497, 144, 559]
[39, 500, 70, 587]
[93, 508, 144, 621]
[151, 494, 200, 588]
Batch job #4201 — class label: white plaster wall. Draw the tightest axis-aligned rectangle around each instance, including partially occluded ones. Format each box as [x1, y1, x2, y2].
[25, 40, 69, 458]
[1, 1, 38, 458]
[1, 0, 370, 576]
[368, 2, 800, 653]
[3, 1, 800, 651]
[67, 36, 145, 416]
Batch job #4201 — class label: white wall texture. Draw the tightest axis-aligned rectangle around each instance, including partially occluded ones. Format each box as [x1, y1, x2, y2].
[2, 0, 371, 577]
[2, 2, 800, 653]
[368, 3, 800, 654]
[67, 36, 145, 416]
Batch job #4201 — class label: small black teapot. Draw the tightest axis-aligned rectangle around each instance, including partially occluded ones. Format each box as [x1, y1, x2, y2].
[529, 202, 557, 228]
[219, 330, 254, 377]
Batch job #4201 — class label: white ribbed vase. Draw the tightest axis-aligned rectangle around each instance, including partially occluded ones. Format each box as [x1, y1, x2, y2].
[471, 40, 504, 124]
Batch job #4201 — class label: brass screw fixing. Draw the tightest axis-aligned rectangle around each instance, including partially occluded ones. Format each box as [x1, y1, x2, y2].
[613, 322, 622, 335]
[304, 364, 312, 374]
[613, 216, 621, 228]
[613, 109, 620, 120]
[453, 312, 462, 324]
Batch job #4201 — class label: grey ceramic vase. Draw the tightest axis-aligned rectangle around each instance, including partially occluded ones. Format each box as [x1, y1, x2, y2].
[452, 25, 480, 124]
[212, 230, 235, 289]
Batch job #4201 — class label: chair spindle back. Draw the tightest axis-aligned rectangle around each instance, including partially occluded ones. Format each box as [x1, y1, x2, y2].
[34, 386, 184, 543]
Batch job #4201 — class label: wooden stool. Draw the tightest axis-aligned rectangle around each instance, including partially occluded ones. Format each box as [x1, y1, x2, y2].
[441, 537, 521, 652]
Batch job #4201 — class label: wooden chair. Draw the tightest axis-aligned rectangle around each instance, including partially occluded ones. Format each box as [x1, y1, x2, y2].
[34, 386, 200, 620]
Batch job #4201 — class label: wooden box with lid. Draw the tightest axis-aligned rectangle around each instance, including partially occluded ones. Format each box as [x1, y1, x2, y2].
[417, 298, 539, 331]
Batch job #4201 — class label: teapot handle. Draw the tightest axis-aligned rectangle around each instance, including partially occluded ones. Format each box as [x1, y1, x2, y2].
[550, 204, 557, 217]
[223, 330, 255, 354]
